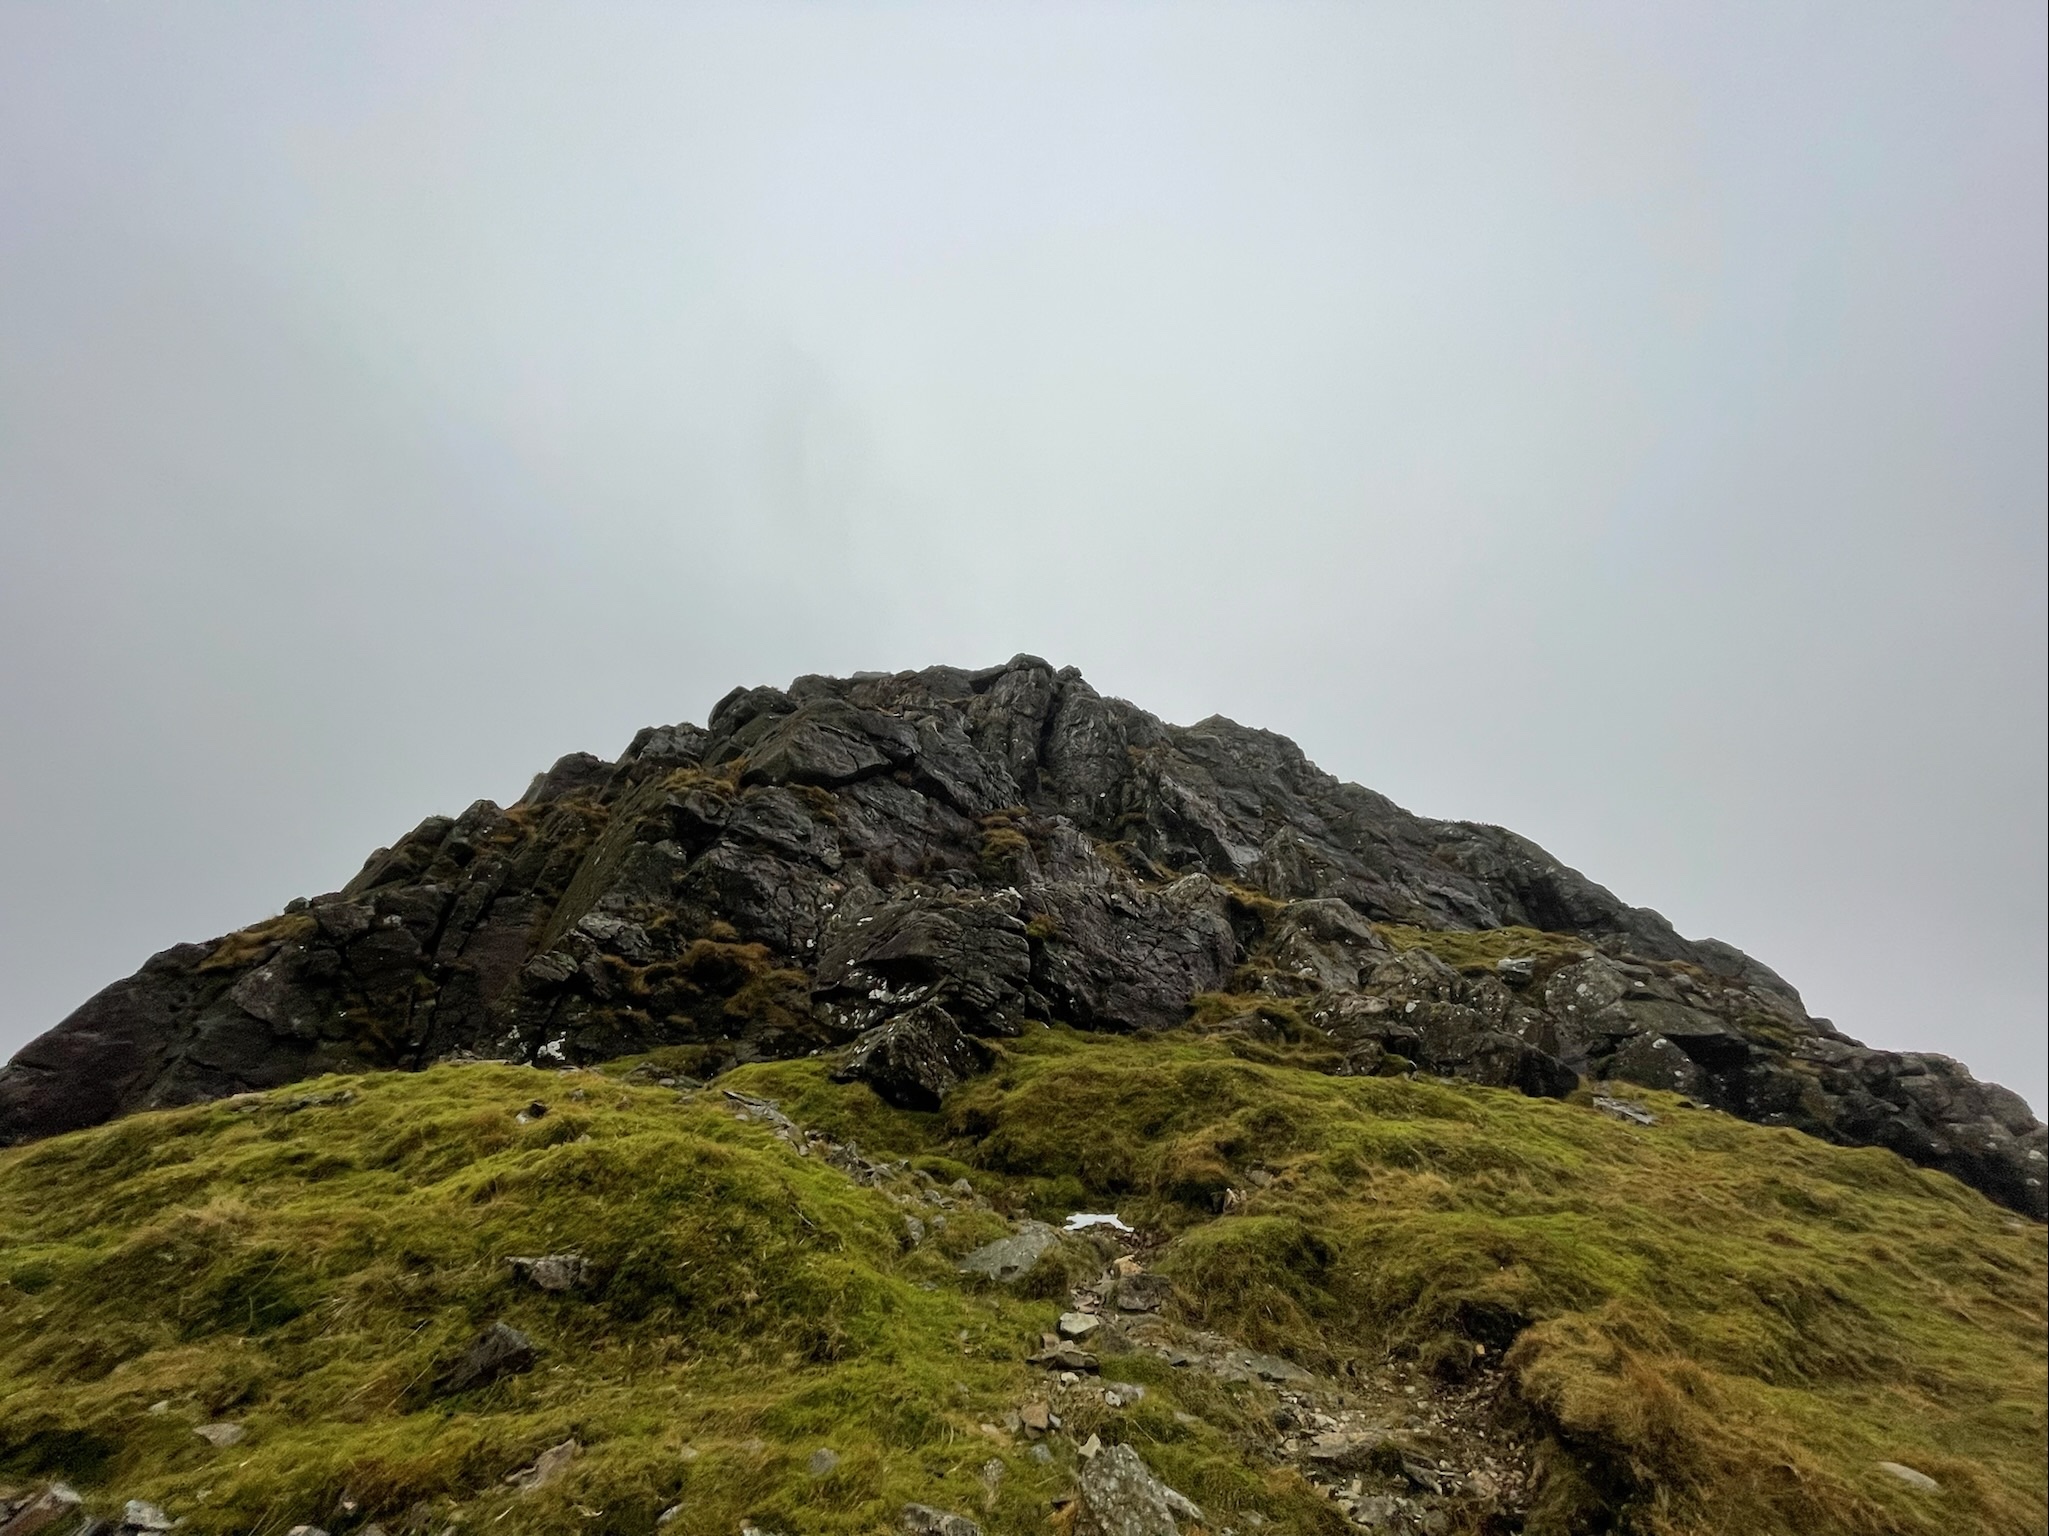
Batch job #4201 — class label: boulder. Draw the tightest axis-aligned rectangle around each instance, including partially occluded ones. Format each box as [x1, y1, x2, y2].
[832, 1004, 992, 1110]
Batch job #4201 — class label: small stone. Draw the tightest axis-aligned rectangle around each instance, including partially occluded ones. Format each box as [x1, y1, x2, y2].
[507, 1253, 590, 1292]
[1494, 957, 1536, 986]
[1059, 1312, 1102, 1341]
[285, 1527, 330, 1536]
[122, 1504, 175, 1533]
[656, 1506, 682, 1526]
[1877, 1461, 1941, 1492]
[951, 1178, 975, 1195]
[145, 1400, 170, 1415]
[1020, 1400, 1052, 1432]
[506, 1438, 580, 1494]
[1030, 1443, 1054, 1464]
[1591, 1095, 1657, 1126]
[1078, 1433, 1103, 1460]
[807, 1447, 841, 1478]
[902, 1504, 983, 1536]
[194, 1421, 245, 1447]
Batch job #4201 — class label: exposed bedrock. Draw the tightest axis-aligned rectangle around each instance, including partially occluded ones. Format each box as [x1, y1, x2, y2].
[2, 656, 2041, 1217]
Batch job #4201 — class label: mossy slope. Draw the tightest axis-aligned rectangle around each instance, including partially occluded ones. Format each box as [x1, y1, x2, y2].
[1, 1033, 2042, 1536]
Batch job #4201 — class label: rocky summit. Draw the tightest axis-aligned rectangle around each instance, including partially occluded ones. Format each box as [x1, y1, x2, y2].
[0, 660, 2045, 1536]
[2, 656, 2040, 1217]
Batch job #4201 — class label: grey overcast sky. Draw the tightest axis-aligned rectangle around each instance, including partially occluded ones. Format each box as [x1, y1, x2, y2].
[2, 3, 2043, 1110]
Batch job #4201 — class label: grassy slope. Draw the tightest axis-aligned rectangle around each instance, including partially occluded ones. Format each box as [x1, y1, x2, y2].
[0, 1031, 2041, 1536]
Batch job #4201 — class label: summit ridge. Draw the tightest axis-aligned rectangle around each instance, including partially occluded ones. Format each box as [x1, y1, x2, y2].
[3, 656, 2040, 1217]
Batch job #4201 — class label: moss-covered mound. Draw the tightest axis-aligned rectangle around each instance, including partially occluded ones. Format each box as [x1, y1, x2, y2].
[1, 1032, 2042, 1536]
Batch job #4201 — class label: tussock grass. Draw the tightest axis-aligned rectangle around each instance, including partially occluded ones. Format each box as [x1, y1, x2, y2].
[1372, 924, 1591, 977]
[0, 1032, 2041, 1536]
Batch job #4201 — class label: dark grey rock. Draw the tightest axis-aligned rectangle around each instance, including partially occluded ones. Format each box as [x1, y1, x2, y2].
[831, 1003, 992, 1110]
[0, 656, 2038, 1218]
[439, 1321, 537, 1394]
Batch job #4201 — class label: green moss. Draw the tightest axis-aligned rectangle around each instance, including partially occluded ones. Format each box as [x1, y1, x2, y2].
[195, 913, 317, 972]
[0, 1033, 2041, 1536]
[1373, 923, 1591, 976]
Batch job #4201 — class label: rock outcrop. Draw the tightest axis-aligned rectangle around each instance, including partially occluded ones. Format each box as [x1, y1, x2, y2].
[1, 657, 2041, 1216]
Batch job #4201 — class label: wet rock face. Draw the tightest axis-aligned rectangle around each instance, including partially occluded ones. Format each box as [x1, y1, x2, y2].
[0, 656, 2041, 1217]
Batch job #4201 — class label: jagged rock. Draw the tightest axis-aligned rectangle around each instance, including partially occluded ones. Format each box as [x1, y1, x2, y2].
[957, 1222, 1062, 1284]
[831, 1004, 991, 1110]
[120, 1503, 174, 1533]
[194, 1420, 245, 1446]
[814, 889, 1033, 1035]
[1027, 1342, 1099, 1372]
[0, 657, 2038, 1218]
[1072, 1443, 1205, 1536]
[439, 1321, 537, 1394]
[1058, 1311, 1102, 1341]
[902, 1505, 981, 1536]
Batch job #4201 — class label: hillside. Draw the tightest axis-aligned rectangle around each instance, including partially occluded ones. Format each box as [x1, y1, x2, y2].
[0, 658, 2043, 1535]
[0, 1038, 2042, 1535]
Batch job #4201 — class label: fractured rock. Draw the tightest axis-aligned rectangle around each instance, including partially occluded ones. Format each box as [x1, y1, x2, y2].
[957, 1222, 1062, 1285]
[1072, 1443, 1205, 1536]
[831, 1003, 992, 1110]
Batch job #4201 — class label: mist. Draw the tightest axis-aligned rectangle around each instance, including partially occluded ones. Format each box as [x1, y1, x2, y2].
[2, 2, 2043, 1110]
